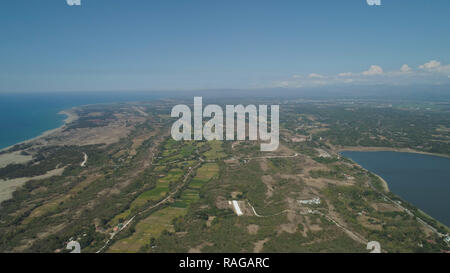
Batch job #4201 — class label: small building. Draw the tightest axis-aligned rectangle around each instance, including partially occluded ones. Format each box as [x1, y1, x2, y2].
[444, 236, 450, 243]
[344, 174, 355, 180]
[231, 200, 244, 216]
[291, 135, 309, 142]
[316, 149, 331, 158]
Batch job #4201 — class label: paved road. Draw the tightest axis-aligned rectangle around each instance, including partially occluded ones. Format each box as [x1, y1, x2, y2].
[364, 173, 443, 237]
[247, 201, 369, 246]
[80, 153, 88, 167]
[243, 153, 299, 160]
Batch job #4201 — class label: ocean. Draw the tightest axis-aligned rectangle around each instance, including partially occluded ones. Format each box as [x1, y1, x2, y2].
[0, 92, 162, 150]
[341, 151, 450, 227]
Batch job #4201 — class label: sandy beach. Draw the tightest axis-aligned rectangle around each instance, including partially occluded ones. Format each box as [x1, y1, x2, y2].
[0, 167, 66, 203]
[0, 108, 79, 153]
[0, 108, 78, 203]
[0, 151, 32, 168]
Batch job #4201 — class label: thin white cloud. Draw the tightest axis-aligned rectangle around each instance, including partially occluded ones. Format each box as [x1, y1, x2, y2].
[338, 72, 353, 77]
[419, 60, 441, 70]
[362, 65, 383, 76]
[276, 81, 291, 88]
[308, 73, 324, 78]
[400, 64, 412, 73]
[418, 60, 450, 74]
[339, 65, 384, 77]
[273, 60, 450, 88]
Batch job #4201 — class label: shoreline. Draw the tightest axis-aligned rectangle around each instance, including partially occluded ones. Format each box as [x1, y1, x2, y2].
[0, 108, 79, 153]
[335, 146, 450, 193]
[0, 108, 78, 203]
[339, 151, 390, 192]
[338, 147, 450, 230]
[367, 170, 390, 192]
[336, 146, 450, 159]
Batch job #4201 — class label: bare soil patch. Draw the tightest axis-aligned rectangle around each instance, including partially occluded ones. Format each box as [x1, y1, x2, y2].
[247, 224, 259, 235]
[253, 238, 269, 253]
[188, 242, 213, 253]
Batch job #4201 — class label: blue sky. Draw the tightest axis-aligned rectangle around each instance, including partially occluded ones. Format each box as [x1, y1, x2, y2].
[0, 0, 449, 92]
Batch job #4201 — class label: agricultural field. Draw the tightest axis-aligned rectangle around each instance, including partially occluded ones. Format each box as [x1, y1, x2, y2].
[110, 161, 219, 252]
[204, 141, 226, 160]
[109, 206, 186, 253]
[0, 100, 449, 253]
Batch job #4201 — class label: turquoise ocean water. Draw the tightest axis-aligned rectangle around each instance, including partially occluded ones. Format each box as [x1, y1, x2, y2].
[0, 92, 161, 150]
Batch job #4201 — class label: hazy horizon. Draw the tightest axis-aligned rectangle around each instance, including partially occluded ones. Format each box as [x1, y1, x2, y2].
[1, 0, 450, 93]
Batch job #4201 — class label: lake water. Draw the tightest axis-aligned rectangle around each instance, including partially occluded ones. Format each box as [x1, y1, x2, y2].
[340, 151, 450, 227]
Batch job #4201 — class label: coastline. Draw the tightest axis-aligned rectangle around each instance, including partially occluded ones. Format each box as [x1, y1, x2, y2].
[339, 150, 390, 192]
[0, 108, 78, 203]
[0, 108, 79, 153]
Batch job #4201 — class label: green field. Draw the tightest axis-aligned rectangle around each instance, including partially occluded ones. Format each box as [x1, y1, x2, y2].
[110, 168, 184, 225]
[110, 163, 219, 251]
[204, 141, 226, 160]
[109, 206, 187, 253]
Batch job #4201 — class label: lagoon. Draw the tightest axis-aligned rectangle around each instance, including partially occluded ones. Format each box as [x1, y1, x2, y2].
[341, 151, 450, 227]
